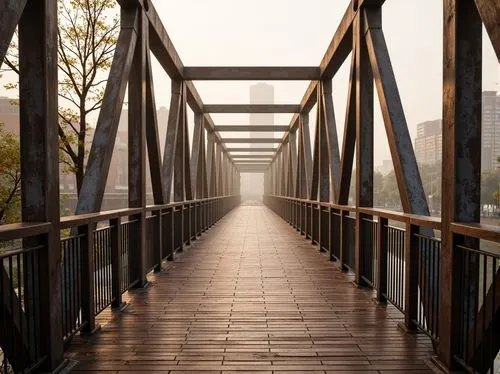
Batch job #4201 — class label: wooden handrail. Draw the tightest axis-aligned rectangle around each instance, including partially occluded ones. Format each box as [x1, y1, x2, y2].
[59, 195, 240, 230]
[0, 222, 52, 242]
[451, 222, 500, 243]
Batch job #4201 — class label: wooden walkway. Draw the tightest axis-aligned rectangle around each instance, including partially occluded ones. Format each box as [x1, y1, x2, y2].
[66, 205, 435, 373]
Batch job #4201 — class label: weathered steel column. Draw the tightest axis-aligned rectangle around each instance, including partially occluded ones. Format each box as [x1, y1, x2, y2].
[354, 8, 374, 286]
[129, 6, 148, 287]
[438, 0, 483, 368]
[18, 0, 63, 369]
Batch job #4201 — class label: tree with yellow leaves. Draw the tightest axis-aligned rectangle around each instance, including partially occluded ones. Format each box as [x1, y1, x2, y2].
[2, 0, 119, 195]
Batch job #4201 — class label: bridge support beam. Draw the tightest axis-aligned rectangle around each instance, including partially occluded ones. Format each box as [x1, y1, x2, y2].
[18, 0, 64, 370]
[438, 0, 483, 370]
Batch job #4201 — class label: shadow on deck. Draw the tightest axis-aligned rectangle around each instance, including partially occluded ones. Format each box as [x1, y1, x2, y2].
[65, 206, 434, 373]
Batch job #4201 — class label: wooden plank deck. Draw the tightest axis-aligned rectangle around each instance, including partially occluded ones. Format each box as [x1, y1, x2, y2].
[66, 205, 435, 373]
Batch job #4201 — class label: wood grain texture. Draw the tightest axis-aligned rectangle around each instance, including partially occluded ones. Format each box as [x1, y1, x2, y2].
[65, 206, 434, 373]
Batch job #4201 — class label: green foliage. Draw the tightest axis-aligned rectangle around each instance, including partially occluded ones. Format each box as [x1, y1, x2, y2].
[2, 0, 119, 196]
[0, 124, 21, 224]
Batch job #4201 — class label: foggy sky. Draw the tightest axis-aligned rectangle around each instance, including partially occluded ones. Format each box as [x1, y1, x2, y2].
[150, 0, 499, 165]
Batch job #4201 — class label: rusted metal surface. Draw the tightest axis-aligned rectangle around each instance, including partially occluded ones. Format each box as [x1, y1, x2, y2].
[146, 1, 183, 79]
[364, 9, 428, 215]
[321, 81, 341, 202]
[145, 48, 166, 204]
[183, 66, 321, 80]
[3, 0, 499, 371]
[0, 0, 27, 66]
[354, 12, 374, 286]
[215, 125, 289, 132]
[232, 155, 274, 159]
[204, 104, 300, 114]
[76, 9, 138, 214]
[18, 0, 62, 369]
[439, 0, 483, 367]
[173, 82, 187, 202]
[288, 131, 297, 197]
[222, 138, 283, 144]
[473, 0, 500, 61]
[337, 50, 356, 205]
[162, 80, 182, 203]
[128, 9, 148, 286]
[190, 113, 204, 199]
[227, 148, 277, 152]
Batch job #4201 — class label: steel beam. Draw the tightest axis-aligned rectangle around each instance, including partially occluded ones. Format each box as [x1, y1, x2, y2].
[322, 80, 341, 201]
[0, 0, 27, 67]
[204, 105, 300, 114]
[128, 9, 147, 286]
[146, 1, 183, 79]
[18, 0, 63, 369]
[365, 9, 428, 215]
[162, 80, 182, 203]
[145, 48, 165, 204]
[184, 81, 232, 160]
[227, 148, 277, 152]
[439, 0, 483, 368]
[183, 66, 321, 80]
[354, 12, 374, 287]
[474, 0, 500, 61]
[76, 9, 138, 214]
[190, 113, 204, 199]
[231, 155, 274, 159]
[222, 138, 283, 144]
[214, 125, 289, 132]
[337, 50, 357, 204]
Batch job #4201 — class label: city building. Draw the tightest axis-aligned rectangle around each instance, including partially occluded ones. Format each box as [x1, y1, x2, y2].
[481, 91, 500, 170]
[0, 96, 19, 134]
[249, 83, 274, 146]
[376, 160, 394, 176]
[415, 119, 442, 165]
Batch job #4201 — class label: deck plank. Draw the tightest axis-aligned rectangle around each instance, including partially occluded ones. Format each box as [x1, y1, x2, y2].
[66, 205, 434, 372]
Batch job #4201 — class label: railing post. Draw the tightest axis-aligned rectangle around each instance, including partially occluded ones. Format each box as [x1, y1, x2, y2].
[111, 217, 126, 310]
[154, 210, 162, 272]
[167, 207, 174, 261]
[376, 217, 388, 303]
[339, 210, 348, 272]
[131, 212, 147, 286]
[203, 201, 207, 231]
[185, 204, 191, 245]
[401, 223, 418, 332]
[80, 223, 100, 334]
[328, 207, 334, 260]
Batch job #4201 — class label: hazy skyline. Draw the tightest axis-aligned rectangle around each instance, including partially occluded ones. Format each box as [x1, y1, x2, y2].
[149, 0, 499, 165]
[1, 0, 498, 166]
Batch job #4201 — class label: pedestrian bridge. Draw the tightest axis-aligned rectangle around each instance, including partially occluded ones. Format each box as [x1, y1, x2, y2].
[65, 205, 435, 373]
[0, 0, 499, 373]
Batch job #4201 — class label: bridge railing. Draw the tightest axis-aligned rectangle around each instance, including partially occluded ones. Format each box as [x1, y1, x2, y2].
[265, 195, 500, 372]
[0, 223, 51, 373]
[0, 195, 239, 373]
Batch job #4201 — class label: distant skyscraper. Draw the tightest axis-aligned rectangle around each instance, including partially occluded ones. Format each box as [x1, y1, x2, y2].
[415, 119, 442, 165]
[481, 91, 500, 170]
[249, 83, 274, 148]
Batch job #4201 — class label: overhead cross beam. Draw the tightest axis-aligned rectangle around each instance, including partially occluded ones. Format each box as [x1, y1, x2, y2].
[183, 66, 321, 80]
[222, 138, 283, 144]
[227, 148, 277, 152]
[215, 126, 289, 132]
[231, 155, 274, 159]
[204, 105, 300, 113]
